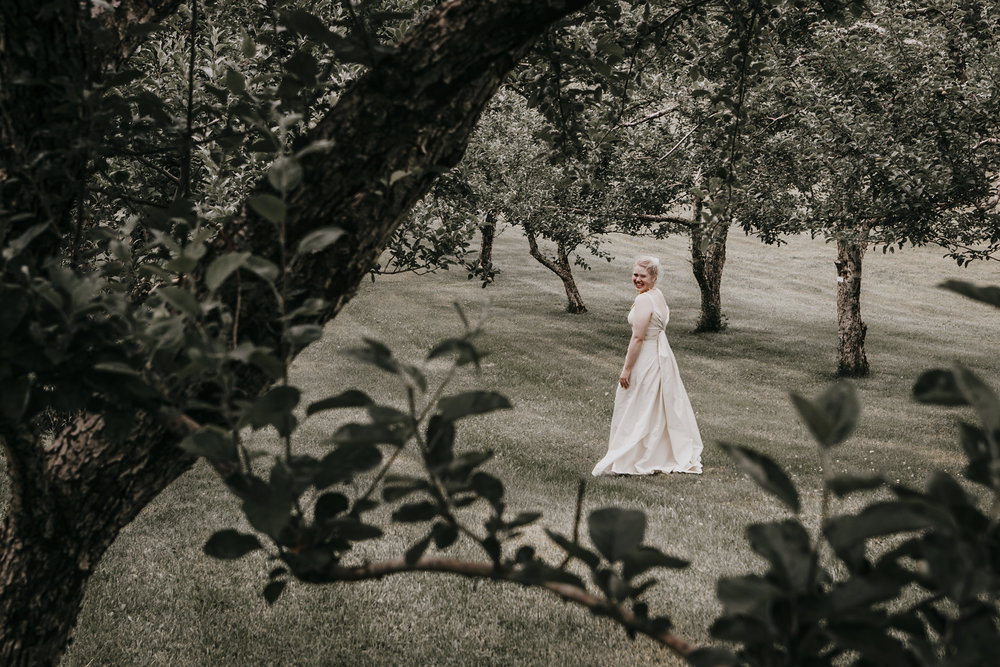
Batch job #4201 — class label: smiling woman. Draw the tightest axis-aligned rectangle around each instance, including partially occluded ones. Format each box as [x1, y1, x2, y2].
[592, 256, 704, 476]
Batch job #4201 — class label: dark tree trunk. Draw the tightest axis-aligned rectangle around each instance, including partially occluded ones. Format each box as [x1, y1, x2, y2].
[525, 226, 587, 314]
[479, 209, 497, 277]
[0, 1, 592, 663]
[0, 416, 193, 666]
[835, 236, 869, 377]
[689, 201, 729, 332]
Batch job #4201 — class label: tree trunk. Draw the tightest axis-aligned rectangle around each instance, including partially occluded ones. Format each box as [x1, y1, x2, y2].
[0, 1, 592, 663]
[525, 226, 587, 313]
[478, 209, 497, 279]
[835, 236, 869, 377]
[0, 415, 193, 666]
[689, 201, 729, 332]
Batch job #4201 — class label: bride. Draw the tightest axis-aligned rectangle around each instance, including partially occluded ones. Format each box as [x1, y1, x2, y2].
[592, 256, 703, 476]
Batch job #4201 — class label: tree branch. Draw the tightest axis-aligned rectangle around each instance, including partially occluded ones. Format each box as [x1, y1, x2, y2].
[619, 105, 678, 128]
[326, 555, 698, 657]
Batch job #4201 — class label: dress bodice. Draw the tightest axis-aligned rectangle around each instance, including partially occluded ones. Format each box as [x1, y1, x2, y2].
[627, 291, 670, 340]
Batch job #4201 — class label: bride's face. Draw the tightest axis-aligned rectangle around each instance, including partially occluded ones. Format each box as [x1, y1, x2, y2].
[632, 265, 654, 292]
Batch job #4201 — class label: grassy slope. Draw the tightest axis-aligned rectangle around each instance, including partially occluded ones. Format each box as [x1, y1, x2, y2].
[60, 229, 999, 665]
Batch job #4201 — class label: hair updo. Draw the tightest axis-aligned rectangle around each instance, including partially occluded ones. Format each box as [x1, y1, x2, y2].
[634, 255, 660, 280]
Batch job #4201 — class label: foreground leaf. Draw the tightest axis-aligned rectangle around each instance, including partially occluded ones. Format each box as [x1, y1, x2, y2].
[204, 529, 262, 559]
[438, 391, 512, 422]
[719, 442, 800, 513]
[588, 507, 645, 563]
[790, 381, 859, 448]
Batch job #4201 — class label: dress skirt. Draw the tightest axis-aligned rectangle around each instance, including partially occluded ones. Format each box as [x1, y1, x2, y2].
[592, 327, 703, 476]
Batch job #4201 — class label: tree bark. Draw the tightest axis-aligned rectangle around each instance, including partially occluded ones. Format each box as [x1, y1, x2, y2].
[524, 225, 587, 313]
[478, 209, 497, 279]
[835, 234, 870, 377]
[689, 200, 729, 332]
[0, 1, 592, 663]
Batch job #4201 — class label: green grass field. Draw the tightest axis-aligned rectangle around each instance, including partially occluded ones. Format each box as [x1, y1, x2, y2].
[58, 228, 999, 665]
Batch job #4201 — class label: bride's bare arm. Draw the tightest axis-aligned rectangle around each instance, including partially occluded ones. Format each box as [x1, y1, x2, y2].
[619, 294, 654, 389]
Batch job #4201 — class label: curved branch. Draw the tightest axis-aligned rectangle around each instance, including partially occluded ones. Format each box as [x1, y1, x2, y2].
[327, 555, 697, 657]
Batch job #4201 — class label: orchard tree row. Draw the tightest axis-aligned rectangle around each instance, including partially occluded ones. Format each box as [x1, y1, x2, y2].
[401, 0, 1000, 375]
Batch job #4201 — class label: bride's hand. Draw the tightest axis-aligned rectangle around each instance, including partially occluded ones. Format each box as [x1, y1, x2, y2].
[619, 369, 630, 389]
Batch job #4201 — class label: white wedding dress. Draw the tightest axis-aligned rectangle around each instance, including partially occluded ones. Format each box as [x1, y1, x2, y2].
[592, 289, 703, 475]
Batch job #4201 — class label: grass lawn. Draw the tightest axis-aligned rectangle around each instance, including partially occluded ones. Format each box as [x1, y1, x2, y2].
[52, 227, 999, 665]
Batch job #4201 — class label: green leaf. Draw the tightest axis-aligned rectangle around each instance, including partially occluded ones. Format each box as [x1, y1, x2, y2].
[425, 415, 455, 468]
[621, 546, 689, 581]
[93, 361, 141, 376]
[717, 575, 784, 616]
[939, 280, 1000, 310]
[178, 427, 237, 461]
[2, 222, 49, 260]
[242, 496, 291, 540]
[913, 369, 966, 406]
[285, 324, 323, 347]
[437, 391, 512, 423]
[588, 507, 646, 563]
[427, 338, 480, 368]
[951, 363, 1000, 432]
[367, 405, 410, 426]
[268, 156, 303, 192]
[296, 226, 344, 256]
[790, 381, 859, 448]
[746, 520, 815, 594]
[244, 255, 280, 283]
[546, 529, 601, 569]
[393, 501, 438, 523]
[249, 194, 286, 224]
[203, 529, 262, 559]
[158, 286, 201, 319]
[405, 535, 432, 565]
[595, 568, 628, 601]
[245, 386, 300, 437]
[471, 472, 504, 509]
[431, 522, 459, 549]
[315, 444, 382, 488]
[224, 68, 246, 95]
[506, 512, 542, 530]
[828, 473, 885, 498]
[205, 252, 251, 292]
[280, 9, 333, 42]
[719, 442, 800, 513]
[344, 338, 398, 374]
[306, 390, 373, 416]
[324, 516, 383, 540]
[825, 501, 942, 554]
[248, 350, 285, 380]
[263, 580, 286, 605]
[240, 30, 256, 59]
[314, 492, 349, 522]
[827, 576, 903, 615]
[331, 422, 407, 447]
[382, 477, 428, 502]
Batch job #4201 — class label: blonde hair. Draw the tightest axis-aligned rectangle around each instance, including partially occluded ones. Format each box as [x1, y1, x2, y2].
[634, 255, 660, 280]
